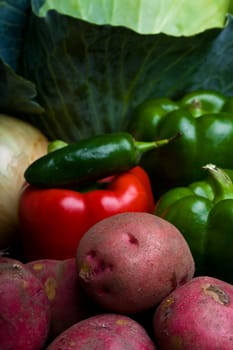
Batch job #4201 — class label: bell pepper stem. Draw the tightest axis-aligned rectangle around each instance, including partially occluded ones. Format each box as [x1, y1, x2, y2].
[135, 132, 181, 154]
[203, 163, 233, 202]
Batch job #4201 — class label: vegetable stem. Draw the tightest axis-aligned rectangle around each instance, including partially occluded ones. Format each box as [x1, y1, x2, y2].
[203, 163, 233, 203]
[135, 132, 181, 154]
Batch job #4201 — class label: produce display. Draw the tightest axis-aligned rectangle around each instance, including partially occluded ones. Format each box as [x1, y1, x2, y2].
[129, 90, 233, 194]
[18, 165, 155, 260]
[1, 1, 233, 349]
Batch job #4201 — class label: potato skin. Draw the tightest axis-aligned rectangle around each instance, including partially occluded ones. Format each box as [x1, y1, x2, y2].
[0, 257, 50, 350]
[26, 258, 91, 340]
[45, 313, 157, 350]
[76, 212, 195, 314]
[153, 276, 233, 350]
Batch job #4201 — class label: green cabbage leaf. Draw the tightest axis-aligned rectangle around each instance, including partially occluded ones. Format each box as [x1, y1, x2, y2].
[37, 0, 231, 36]
[0, 59, 44, 116]
[19, 11, 233, 141]
[1, 0, 233, 140]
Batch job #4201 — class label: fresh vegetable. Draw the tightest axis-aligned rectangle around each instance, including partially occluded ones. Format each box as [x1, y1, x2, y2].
[129, 97, 180, 141]
[0, 114, 48, 249]
[153, 276, 233, 350]
[2, 2, 233, 143]
[0, 257, 50, 350]
[179, 89, 227, 115]
[76, 212, 195, 314]
[130, 90, 226, 140]
[24, 131, 175, 188]
[128, 90, 233, 192]
[155, 164, 233, 283]
[19, 166, 155, 261]
[38, 1, 229, 37]
[45, 313, 157, 350]
[26, 258, 92, 340]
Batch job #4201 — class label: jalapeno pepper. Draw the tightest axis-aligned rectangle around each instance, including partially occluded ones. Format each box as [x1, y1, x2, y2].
[24, 132, 175, 188]
[154, 164, 233, 283]
[19, 166, 155, 261]
[128, 90, 233, 194]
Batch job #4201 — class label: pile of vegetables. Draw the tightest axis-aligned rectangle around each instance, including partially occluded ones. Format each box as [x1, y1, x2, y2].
[1, 0, 233, 349]
[1, 214, 233, 349]
[130, 90, 233, 191]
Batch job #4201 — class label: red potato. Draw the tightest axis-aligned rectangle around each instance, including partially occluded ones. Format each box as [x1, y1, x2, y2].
[45, 313, 157, 350]
[153, 276, 233, 350]
[76, 212, 195, 314]
[0, 257, 50, 350]
[26, 258, 94, 340]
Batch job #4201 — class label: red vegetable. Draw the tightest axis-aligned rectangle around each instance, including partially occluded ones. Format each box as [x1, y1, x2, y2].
[76, 212, 195, 314]
[0, 257, 50, 350]
[45, 313, 157, 350]
[153, 276, 233, 349]
[26, 258, 92, 340]
[18, 166, 155, 260]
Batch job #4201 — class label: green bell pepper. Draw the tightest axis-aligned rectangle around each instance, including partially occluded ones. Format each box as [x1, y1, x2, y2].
[154, 164, 233, 284]
[128, 90, 233, 194]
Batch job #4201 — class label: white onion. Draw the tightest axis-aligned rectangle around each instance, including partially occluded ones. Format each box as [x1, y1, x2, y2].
[0, 114, 48, 249]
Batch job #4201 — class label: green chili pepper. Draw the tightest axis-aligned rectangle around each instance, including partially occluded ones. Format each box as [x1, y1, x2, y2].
[155, 164, 233, 283]
[128, 90, 233, 194]
[24, 132, 176, 188]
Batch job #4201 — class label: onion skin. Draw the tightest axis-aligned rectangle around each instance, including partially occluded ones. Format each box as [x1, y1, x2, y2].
[0, 114, 48, 249]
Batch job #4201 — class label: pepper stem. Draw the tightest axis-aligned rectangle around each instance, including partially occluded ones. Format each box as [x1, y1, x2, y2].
[48, 140, 68, 153]
[203, 163, 233, 203]
[135, 132, 181, 154]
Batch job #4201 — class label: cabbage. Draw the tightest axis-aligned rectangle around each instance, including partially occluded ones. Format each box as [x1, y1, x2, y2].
[37, 0, 230, 36]
[0, 0, 233, 141]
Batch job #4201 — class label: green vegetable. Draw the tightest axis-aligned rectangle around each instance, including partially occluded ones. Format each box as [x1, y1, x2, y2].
[154, 164, 233, 283]
[129, 90, 233, 192]
[1, 2, 233, 141]
[179, 90, 227, 116]
[24, 132, 175, 188]
[129, 98, 180, 141]
[0, 59, 44, 117]
[38, 0, 230, 36]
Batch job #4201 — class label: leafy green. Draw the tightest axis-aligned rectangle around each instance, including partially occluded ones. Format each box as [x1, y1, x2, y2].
[0, 0, 30, 70]
[0, 58, 44, 116]
[19, 11, 233, 141]
[37, 0, 231, 36]
[0, 1, 44, 117]
[1, 1, 233, 141]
